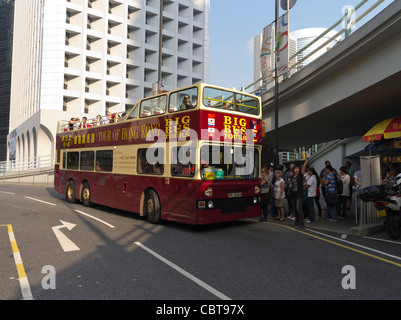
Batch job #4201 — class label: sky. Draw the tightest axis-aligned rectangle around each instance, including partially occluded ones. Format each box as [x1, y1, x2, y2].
[208, 0, 393, 90]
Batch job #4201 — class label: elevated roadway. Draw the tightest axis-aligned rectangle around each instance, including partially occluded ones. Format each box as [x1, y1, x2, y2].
[261, 1, 401, 150]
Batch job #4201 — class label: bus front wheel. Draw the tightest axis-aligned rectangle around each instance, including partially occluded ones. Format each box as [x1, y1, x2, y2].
[66, 180, 76, 203]
[144, 189, 161, 224]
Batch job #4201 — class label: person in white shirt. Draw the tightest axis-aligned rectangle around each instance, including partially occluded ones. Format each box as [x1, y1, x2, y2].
[338, 166, 351, 219]
[273, 170, 285, 222]
[304, 167, 318, 223]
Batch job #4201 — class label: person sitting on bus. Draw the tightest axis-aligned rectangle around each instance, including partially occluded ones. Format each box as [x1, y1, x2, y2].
[73, 118, 80, 130]
[101, 112, 112, 124]
[93, 115, 102, 126]
[80, 117, 88, 129]
[96, 160, 102, 171]
[222, 102, 233, 110]
[181, 95, 195, 110]
[68, 118, 76, 131]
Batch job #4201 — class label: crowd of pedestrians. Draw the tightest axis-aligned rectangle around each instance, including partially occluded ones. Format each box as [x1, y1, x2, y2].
[260, 155, 362, 228]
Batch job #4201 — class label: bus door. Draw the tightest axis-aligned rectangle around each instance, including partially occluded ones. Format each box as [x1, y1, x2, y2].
[93, 150, 114, 207]
[169, 147, 197, 221]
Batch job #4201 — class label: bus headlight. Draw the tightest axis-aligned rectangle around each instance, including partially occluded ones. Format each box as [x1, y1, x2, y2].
[207, 201, 214, 209]
[253, 197, 258, 204]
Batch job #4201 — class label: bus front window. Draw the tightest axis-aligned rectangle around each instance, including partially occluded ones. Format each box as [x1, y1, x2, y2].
[200, 145, 259, 180]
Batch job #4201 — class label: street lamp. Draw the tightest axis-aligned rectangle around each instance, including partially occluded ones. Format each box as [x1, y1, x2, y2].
[273, 0, 296, 167]
[158, 0, 163, 90]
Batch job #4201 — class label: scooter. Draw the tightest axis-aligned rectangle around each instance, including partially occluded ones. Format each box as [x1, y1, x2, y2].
[374, 187, 401, 240]
[358, 174, 401, 240]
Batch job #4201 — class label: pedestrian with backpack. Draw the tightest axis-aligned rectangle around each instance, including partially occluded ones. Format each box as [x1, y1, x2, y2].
[321, 165, 338, 222]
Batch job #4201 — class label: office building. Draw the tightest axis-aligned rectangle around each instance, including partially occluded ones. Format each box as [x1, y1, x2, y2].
[0, 0, 14, 161]
[7, 0, 210, 163]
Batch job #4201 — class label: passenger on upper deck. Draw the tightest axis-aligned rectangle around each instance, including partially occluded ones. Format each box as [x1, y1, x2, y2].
[222, 102, 233, 110]
[68, 118, 76, 131]
[181, 95, 195, 110]
[74, 117, 80, 130]
[80, 117, 88, 129]
[101, 112, 112, 124]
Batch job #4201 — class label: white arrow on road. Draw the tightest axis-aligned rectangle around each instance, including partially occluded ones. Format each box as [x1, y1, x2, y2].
[52, 220, 80, 252]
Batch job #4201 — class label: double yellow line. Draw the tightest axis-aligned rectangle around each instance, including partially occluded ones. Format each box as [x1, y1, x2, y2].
[269, 222, 401, 269]
[1, 224, 33, 300]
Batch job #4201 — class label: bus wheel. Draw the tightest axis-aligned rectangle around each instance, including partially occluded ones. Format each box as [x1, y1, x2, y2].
[66, 180, 76, 203]
[81, 182, 91, 207]
[144, 189, 161, 224]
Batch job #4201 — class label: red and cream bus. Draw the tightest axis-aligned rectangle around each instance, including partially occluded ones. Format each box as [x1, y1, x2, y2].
[54, 83, 263, 225]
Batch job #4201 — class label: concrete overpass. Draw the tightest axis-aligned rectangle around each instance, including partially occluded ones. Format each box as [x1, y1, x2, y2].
[261, 0, 401, 150]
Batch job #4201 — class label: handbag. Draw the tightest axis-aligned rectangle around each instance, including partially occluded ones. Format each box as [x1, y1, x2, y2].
[326, 192, 338, 205]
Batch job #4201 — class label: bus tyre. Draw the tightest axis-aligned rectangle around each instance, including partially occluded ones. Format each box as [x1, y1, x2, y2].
[66, 180, 76, 203]
[81, 182, 91, 207]
[144, 190, 161, 224]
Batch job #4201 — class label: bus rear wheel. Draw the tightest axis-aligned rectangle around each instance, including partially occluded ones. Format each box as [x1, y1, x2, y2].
[66, 180, 76, 203]
[81, 182, 91, 207]
[144, 189, 161, 224]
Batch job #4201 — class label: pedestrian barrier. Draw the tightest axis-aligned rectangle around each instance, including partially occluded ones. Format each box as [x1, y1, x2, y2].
[0, 155, 54, 185]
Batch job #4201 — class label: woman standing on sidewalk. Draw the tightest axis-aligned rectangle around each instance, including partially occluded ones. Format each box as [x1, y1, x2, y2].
[273, 170, 285, 222]
[289, 165, 305, 227]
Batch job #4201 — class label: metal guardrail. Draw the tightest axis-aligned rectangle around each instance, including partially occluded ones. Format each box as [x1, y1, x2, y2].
[0, 155, 54, 173]
[246, 0, 391, 96]
[279, 143, 327, 163]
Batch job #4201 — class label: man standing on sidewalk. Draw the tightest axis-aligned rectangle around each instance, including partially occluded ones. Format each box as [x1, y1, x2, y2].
[321, 165, 338, 222]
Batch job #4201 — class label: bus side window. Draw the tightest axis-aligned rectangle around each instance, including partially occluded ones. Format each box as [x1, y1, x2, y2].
[140, 96, 167, 117]
[67, 152, 79, 170]
[171, 147, 195, 177]
[137, 148, 164, 175]
[169, 87, 198, 112]
[96, 150, 113, 172]
[80, 151, 94, 171]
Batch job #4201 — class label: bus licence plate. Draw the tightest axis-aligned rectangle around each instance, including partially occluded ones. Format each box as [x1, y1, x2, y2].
[377, 209, 386, 217]
[228, 192, 242, 198]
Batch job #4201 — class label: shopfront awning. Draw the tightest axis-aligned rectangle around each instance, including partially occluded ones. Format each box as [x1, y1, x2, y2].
[363, 116, 401, 142]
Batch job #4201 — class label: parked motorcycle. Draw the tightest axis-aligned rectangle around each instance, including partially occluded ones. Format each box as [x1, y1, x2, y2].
[358, 173, 401, 240]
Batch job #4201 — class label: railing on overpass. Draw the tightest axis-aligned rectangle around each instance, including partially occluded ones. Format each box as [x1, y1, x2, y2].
[0, 155, 54, 173]
[245, 0, 393, 97]
[279, 143, 327, 163]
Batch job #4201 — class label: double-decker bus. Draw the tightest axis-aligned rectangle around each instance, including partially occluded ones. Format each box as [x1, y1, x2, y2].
[54, 83, 263, 225]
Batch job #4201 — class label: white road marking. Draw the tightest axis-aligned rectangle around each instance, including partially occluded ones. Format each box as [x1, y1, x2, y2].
[307, 228, 401, 262]
[363, 236, 401, 245]
[25, 196, 56, 206]
[135, 241, 231, 300]
[0, 191, 15, 195]
[52, 221, 80, 252]
[75, 210, 115, 228]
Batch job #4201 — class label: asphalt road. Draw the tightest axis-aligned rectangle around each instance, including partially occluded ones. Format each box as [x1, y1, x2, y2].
[1, 184, 401, 302]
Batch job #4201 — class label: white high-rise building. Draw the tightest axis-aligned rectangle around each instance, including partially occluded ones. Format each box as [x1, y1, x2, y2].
[253, 28, 340, 90]
[7, 0, 210, 162]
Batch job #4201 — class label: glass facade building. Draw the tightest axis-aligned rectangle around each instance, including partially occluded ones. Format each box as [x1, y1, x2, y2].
[0, 0, 14, 161]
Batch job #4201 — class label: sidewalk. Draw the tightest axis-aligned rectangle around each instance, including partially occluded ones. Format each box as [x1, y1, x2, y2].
[263, 207, 384, 236]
